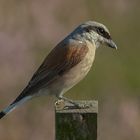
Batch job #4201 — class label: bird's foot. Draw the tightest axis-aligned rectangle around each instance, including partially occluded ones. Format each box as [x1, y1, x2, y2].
[55, 99, 65, 110]
[55, 96, 90, 110]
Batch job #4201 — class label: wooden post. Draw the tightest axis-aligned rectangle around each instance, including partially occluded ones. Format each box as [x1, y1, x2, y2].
[55, 100, 98, 140]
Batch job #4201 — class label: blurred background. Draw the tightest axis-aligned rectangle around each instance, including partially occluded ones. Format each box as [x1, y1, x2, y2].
[0, 0, 140, 140]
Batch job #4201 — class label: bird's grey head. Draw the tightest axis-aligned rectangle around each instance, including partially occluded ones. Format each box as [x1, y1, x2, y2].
[71, 21, 117, 49]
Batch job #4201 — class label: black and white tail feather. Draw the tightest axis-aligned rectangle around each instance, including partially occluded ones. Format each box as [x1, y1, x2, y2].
[0, 94, 32, 119]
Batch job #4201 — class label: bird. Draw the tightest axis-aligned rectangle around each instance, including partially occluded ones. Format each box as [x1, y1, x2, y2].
[0, 21, 117, 119]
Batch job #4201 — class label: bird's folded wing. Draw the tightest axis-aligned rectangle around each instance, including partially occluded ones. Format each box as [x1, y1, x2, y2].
[12, 41, 88, 103]
[29, 41, 88, 87]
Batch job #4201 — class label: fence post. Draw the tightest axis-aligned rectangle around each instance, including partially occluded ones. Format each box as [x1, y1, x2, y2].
[55, 100, 98, 140]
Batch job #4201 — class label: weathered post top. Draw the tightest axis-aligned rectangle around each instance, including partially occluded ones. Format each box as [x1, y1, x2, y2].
[55, 100, 98, 140]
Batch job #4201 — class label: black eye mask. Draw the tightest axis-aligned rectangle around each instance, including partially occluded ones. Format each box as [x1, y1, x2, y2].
[95, 27, 111, 39]
[84, 25, 111, 40]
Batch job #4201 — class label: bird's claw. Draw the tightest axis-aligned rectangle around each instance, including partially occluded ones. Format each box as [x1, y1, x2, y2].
[55, 98, 90, 110]
[55, 99, 65, 110]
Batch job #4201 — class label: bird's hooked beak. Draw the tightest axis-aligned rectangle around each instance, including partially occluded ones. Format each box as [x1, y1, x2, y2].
[106, 39, 117, 50]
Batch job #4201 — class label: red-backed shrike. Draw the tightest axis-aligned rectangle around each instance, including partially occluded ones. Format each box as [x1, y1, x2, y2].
[0, 21, 117, 119]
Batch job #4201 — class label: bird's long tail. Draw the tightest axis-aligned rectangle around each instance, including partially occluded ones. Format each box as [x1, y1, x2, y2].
[0, 96, 32, 119]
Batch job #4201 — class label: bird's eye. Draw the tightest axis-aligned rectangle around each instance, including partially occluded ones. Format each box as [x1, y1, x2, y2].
[97, 27, 106, 35]
[96, 27, 111, 39]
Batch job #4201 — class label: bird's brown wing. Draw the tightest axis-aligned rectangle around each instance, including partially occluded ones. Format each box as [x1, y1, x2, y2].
[12, 41, 88, 103]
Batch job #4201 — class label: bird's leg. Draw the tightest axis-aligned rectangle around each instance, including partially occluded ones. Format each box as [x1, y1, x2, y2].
[55, 95, 90, 110]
